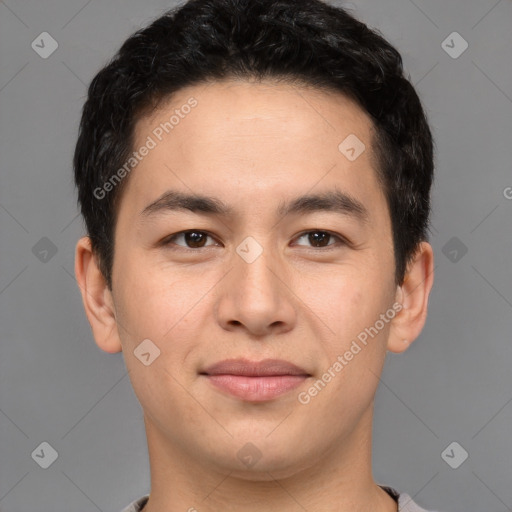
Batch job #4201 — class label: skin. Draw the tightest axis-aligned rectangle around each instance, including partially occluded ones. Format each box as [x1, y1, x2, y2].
[75, 79, 434, 512]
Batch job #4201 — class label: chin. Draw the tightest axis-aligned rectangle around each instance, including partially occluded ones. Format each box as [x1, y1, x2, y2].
[206, 438, 316, 480]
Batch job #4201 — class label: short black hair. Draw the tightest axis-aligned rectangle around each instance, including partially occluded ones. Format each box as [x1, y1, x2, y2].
[74, 0, 435, 290]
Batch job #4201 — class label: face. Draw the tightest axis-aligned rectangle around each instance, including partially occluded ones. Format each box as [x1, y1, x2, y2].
[107, 80, 401, 478]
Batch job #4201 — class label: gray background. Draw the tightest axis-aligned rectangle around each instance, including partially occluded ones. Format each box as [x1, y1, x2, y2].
[1, 0, 511, 511]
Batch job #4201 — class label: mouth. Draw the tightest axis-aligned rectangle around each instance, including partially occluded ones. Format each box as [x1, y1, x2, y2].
[199, 358, 311, 402]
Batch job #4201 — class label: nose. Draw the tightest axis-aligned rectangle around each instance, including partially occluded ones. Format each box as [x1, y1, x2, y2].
[214, 241, 297, 338]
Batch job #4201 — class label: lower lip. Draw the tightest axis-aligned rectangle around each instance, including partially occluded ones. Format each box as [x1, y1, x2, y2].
[204, 374, 308, 402]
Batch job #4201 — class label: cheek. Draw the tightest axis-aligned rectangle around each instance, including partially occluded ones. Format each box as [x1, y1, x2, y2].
[304, 269, 377, 334]
[115, 257, 214, 355]
[116, 264, 205, 409]
[311, 269, 392, 367]
[307, 279, 391, 413]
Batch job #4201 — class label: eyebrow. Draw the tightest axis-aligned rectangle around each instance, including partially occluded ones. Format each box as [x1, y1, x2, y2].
[139, 188, 369, 224]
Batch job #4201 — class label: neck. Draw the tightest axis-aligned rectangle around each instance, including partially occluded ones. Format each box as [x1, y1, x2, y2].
[141, 404, 397, 512]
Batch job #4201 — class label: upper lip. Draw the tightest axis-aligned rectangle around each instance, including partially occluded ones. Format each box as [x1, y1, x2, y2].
[201, 358, 310, 377]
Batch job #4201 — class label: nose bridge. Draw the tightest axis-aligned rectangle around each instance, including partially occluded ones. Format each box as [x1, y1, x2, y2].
[234, 234, 281, 306]
[215, 233, 296, 336]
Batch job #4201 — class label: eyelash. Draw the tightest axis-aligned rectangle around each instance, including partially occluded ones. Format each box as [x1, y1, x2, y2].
[161, 229, 349, 252]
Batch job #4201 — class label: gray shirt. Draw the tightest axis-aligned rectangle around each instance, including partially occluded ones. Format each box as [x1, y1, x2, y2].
[120, 485, 440, 511]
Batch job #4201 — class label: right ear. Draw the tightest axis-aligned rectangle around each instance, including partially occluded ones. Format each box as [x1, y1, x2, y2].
[74, 236, 122, 354]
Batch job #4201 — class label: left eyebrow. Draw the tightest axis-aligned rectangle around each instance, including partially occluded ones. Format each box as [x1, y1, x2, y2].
[139, 188, 369, 225]
[277, 189, 369, 225]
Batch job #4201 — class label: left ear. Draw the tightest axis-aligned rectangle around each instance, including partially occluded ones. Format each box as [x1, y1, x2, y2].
[387, 241, 434, 353]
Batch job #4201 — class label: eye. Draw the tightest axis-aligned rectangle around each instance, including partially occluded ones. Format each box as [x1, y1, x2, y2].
[162, 230, 219, 249]
[294, 230, 347, 249]
[161, 229, 348, 251]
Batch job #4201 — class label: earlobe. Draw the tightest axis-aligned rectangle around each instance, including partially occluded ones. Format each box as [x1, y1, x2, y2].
[387, 241, 434, 354]
[74, 236, 122, 354]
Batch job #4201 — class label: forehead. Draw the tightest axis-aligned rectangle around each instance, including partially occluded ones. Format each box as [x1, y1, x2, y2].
[122, 79, 386, 225]
[142, 79, 374, 145]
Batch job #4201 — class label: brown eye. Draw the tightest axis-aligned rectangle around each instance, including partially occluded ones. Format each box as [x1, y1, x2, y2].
[164, 230, 217, 249]
[295, 230, 346, 249]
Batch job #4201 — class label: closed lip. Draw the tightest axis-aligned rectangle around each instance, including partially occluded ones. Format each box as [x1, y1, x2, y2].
[200, 358, 311, 377]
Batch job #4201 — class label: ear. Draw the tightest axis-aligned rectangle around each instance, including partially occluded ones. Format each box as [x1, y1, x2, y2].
[387, 241, 434, 354]
[74, 236, 122, 354]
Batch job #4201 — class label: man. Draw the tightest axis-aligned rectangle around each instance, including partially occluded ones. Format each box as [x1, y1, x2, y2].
[73, 1, 438, 510]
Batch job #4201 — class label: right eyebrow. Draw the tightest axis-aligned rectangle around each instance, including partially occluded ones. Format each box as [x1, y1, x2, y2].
[140, 190, 234, 219]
